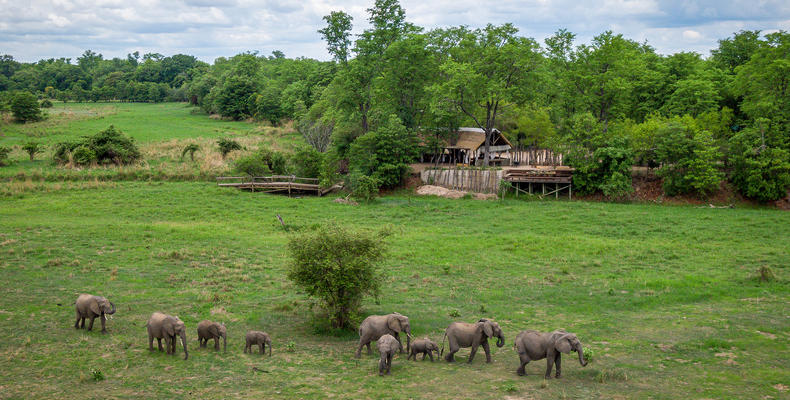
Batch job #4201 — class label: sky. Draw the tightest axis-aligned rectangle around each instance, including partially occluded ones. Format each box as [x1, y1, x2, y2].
[1, 0, 789, 63]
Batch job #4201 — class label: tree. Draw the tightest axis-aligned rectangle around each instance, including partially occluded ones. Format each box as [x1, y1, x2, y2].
[217, 138, 242, 159]
[22, 142, 42, 161]
[429, 24, 542, 166]
[10, 91, 42, 122]
[287, 224, 386, 329]
[318, 11, 354, 63]
[654, 118, 724, 196]
[348, 114, 417, 188]
[181, 144, 200, 161]
[729, 121, 790, 202]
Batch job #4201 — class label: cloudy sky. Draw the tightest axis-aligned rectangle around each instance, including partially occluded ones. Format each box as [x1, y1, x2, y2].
[1, 0, 789, 63]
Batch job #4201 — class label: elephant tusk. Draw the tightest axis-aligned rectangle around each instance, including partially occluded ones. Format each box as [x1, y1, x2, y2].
[180, 337, 184, 347]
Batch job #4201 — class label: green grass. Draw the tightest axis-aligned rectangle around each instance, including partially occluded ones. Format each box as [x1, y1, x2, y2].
[0, 102, 304, 182]
[0, 182, 787, 399]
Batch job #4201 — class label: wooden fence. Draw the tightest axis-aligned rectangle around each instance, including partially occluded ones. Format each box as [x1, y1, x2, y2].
[511, 148, 563, 166]
[420, 168, 503, 193]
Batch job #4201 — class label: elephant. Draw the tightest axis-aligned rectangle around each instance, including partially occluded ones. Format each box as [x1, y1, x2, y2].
[197, 320, 226, 352]
[513, 329, 588, 379]
[441, 318, 505, 363]
[377, 334, 402, 376]
[146, 312, 188, 360]
[244, 331, 272, 356]
[408, 337, 440, 361]
[356, 312, 411, 358]
[74, 294, 116, 333]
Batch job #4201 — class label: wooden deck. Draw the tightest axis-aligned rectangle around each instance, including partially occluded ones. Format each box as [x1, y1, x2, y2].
[503, 167, 574, 199]
[217, 176, 332, 196]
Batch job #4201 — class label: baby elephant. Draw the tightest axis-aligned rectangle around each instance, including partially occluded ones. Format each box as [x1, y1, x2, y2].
[197, 320, 226, 351]
[244, 330, 272, 356]
[514, 329, 588, 379]
[74, 294, 116, 333]
[377, 334, 402, 375]
[408, 337, 439, 361]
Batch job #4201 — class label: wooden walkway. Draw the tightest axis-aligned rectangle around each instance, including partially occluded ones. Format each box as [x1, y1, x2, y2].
[503, 167, 574, 199]
[217, 176, 332, 196]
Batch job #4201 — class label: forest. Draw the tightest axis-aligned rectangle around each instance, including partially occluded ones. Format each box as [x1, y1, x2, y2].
[1, 0, 788, 202]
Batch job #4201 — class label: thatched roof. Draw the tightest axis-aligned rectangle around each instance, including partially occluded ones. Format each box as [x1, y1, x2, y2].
[445, 128, 512, 151]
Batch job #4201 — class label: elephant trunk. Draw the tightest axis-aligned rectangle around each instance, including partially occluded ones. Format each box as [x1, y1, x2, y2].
[406, 331, 411, 354]
[496, 333, 505, 348]
[181, 332, 189, 360]
[577, 345, 587, 366]
[107, 302, 116, 315]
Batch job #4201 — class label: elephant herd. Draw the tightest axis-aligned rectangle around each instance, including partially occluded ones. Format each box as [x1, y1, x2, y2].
[74, 295, 588, 379]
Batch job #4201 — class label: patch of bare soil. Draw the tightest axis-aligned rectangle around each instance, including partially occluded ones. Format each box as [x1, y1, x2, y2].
[415, 185, 497, 200]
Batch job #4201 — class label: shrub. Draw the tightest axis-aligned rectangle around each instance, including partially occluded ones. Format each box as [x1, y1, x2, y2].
[11, 91, 42, 123]
[39, 99, 53, 108]
[181, 144, 200, 161]
[22, 142, 42, 161]
[0, 146, 10, 166]
[234, 153, 271, 177]
[217, 138, 242, 159]
[286, 224, 386, 329]
[729, 127, 790, 202]
[654, 120, 723, 197]
[51, 126, 140, 166]
[348, 114, 417, 189]
[53, 142, 77, 164]
[348, 173, 380, 202]
[567, 136, 634, 198]
[291, 146, 324, 179]
[72, 145, 97, 165]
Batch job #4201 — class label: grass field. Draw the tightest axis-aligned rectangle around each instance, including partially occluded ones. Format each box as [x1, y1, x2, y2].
[0, 103, 304, 182]
[0, 181, 788, 399]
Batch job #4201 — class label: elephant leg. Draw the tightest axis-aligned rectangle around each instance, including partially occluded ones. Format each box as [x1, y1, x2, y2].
[468, 344, 478, 363]
[545, 356, 555, 379]
[517, 352, 530, 376]
[164, 337, 172, 355]
[407, 351, 413, 361]
[149, 334, 154, 351]
[80, 317, 85, 329]
[393, 333, 403, 353]
[259, 343, 264, 355]
[74, 313, 81, 329]
[378, 356, 386, 375]
[482, 341, 492, 363]
[214, 338, 219, 351]
[244, 340, 249, 353]
[355, 339, 367, 358]
[428, 352, 434, 362]
[88, 316, 95, 331]
[100, 315, 107, 334]
[554, 353, 562, 378]
[386, 353, 393, 374]
[366, 342, 372, 355]
[157, 338, 164, 351]
[445, 338, 459, 362]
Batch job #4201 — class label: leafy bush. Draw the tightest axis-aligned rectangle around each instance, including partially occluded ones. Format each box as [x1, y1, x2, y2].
[51, 126, 140, 166]
[0, 146, 11, 166]
[22, 142, 42, 161]
[217, 138, 242, 159]
[286, 223, 386, 329]
[39, 99, 53, 108]
[292, 147, 324, 179]
[11, 91, 43, 123]
[348, 114, 417, 189]
[729, 127, 790, 202]
[654, 119, 723, 196]
[348, 173, 380, 202]
[234, 153, 271, 177]
[566, 136, 634, 198]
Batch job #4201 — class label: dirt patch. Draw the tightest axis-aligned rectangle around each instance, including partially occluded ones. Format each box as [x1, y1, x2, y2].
[333, 198, 358, 205]
[416, 185, 497, 200]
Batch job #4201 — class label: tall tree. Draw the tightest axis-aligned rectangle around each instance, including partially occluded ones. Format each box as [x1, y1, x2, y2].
[318, 11, 354, 63]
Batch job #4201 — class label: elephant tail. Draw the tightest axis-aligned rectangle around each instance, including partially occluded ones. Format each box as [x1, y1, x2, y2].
[440, 331, 447, 357]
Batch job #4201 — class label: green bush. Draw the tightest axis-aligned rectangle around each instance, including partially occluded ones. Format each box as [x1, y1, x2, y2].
[286, 224, 386, 329]
[72, 145, 97, 165]
[348, 114, 417, 189]
[567, 136, 634, 198]
[729, 127, 790, 202]
[10, 91, 43, 123]
[655, 119, 723, 196]
[22, 142, 42, 161]
[234, 153, 271, 177]
[217, 138, 242, 159]
[51, 126, 140, 166]
[53, 142, 77, 164]
[292, 147, 324, 179]
[39, 99, 53, 108]
[349, 173, 380, 202]
[0, 146, 11, 166]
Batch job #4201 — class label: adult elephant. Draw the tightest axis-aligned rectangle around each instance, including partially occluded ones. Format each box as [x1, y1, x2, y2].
[356, 312, 411, 358]
[441, 318, 505, 363]
[514, 329, 587, 378]
[74, 294, 116, 333]
[146, 312, 188, 360]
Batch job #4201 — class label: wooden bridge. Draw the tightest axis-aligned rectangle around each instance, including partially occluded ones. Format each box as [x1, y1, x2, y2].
[217, 176, 333, 196]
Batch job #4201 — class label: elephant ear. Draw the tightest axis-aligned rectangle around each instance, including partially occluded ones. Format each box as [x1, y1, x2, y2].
[209, 324, 219, 337]
[89, 300, 101, 315]
[164, 320, 175, 337]
[555, 334, 573, 354]
[387, 315, 402, 333]
[481, 321, 493, 338]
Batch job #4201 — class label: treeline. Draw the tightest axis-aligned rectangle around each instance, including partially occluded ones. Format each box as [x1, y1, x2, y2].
[1, 0, 788, 202]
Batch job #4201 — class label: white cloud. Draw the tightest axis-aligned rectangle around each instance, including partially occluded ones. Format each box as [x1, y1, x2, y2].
[0, 0, 788, 62]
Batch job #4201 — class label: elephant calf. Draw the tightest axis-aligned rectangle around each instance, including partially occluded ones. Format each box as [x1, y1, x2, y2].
[356, 312, 411, 358]
[146, 312, 189, 360]
[377, 334, 401, 376]
[244, 331, 272, 356]
[441, 318, 505, 363]
[197, 320, 227, 352]
[74, 294, 116, 333]
[408, 338, 439, 361]
[514, 329, 588, 379]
